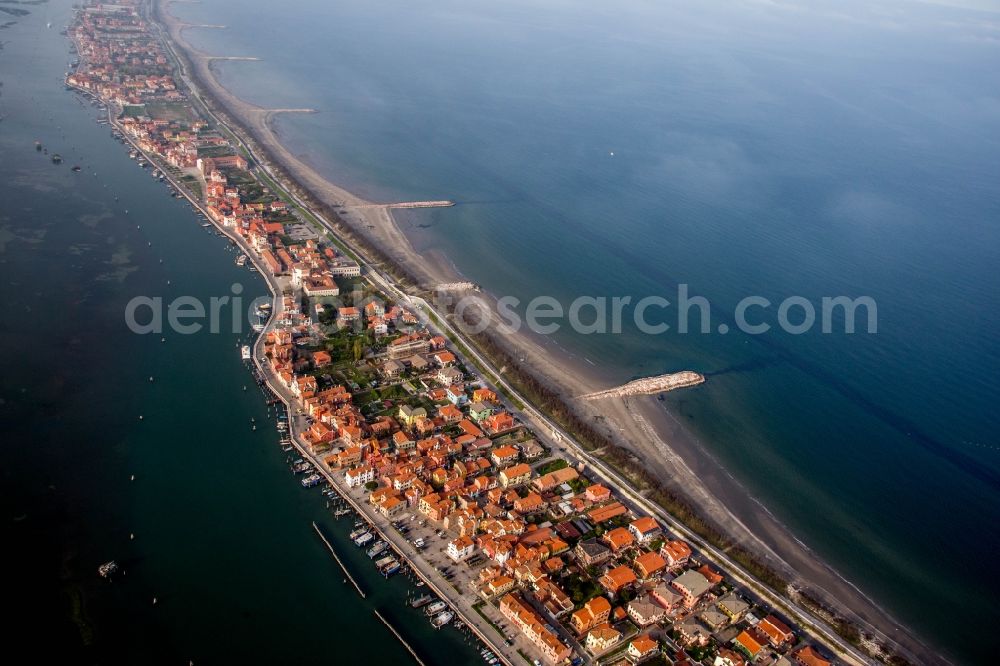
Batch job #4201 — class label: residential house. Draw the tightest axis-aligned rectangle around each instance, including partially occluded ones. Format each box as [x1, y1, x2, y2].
[532, 467, 579, 493]
[627, 597, 667, 627]
[756, 615, 795, 648]
[733, 629, 767, 661]
[575, 538, 612, 567]
[570, 596, 611, 634]
[717, 592, 750, 623]
[490, 445, 520, 468]
[628, 635, 660, 663]
[660, 539, 693, 569]
[585, 624, 622, 653]
[671, 570, 712, 608]
[602, 527, 635, 553]
[344, 465, 375, 488]
[633, 551, 667, 579]
[600, 565, 638, 596]
[793, 646, 832, 666]
[499, 463, 531, 488]
[628, 516, 661, 544]
[447, 535, 476, 562]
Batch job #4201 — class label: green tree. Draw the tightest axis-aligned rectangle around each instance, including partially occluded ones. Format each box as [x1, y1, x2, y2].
[352, 338, 364, 362]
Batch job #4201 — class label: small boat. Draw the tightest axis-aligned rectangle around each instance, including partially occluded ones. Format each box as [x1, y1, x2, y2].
[410, 594, 433, 608]
[425, 601, 447, 616]
[34, 141, 42, 151]
[431, 611, 453, 628]
[241, 345, 251, 360]
[97, 561, 119, 578]
[251, 323, 265, 332]
[71, 165, 81, 172]
[301, 473, 323, 488]
[236, 254, 247, 266]
[51, 154, 62, 164]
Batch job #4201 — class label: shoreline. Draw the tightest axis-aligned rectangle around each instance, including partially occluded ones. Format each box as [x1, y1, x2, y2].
[150, 1, 941, 663]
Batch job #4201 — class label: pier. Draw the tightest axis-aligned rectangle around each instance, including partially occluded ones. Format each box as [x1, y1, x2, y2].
[312, 521, 366, 599]
[348, 200, 455, 210]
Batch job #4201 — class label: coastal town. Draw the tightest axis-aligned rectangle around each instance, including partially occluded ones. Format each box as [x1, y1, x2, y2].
[63, 2, 851, 666]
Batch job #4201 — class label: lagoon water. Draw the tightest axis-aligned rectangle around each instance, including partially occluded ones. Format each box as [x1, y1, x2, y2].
[165, 0, 1000, 662]
[0, 2, 483, 663]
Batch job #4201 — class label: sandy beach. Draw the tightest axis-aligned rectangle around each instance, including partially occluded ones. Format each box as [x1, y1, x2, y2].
[155, 1, 940, 661]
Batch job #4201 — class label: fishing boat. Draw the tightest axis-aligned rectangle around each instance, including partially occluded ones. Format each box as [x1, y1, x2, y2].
[424, 601, 447, 616]
[410, 594, 433, 608]
[354, 532, 374, 547]
[333, 508, 351, 517]
[349, 527, 369, 540]
[241, 345, 251, 360]
[251, 323, 265, 332]
[431, 611, 453, 628]
[367, 541, 388, 559]
[382, 561, 400, 577]
[374, 555, 396, 571]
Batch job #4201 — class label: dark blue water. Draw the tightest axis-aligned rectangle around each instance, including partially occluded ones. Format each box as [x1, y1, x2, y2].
[0, 3, 485, 663]
[170, 0, 1000, 661]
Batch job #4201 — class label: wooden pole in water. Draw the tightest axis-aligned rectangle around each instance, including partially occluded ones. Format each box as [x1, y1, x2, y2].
[311, 521, 365, 598]
[373, 608, 427, 666]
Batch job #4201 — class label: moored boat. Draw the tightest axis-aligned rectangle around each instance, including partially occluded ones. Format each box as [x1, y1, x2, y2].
[97, 560, 119, 578]
[424, 601, 447, 616]
[410, 594, 433, 608]
[431, 611, 453, 628]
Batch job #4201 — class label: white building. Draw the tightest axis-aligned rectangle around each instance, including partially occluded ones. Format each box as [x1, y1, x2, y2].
[447, 535, 476, 562]
[345, 465, 375, 488]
